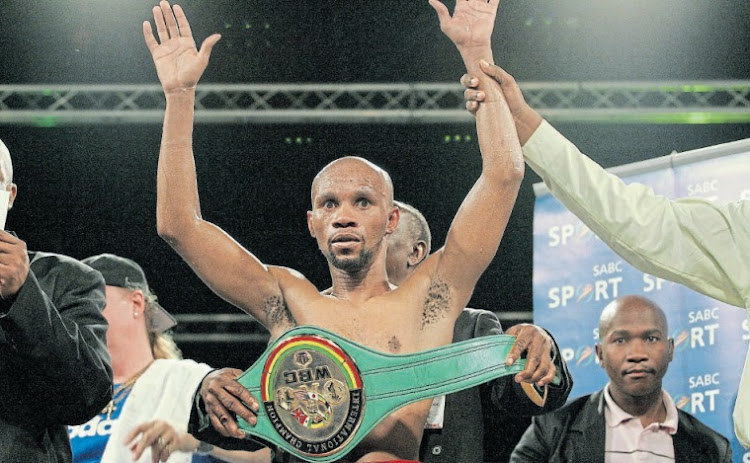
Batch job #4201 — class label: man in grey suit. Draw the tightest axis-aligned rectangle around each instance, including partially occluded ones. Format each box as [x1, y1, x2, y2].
[386, 200, 573, 463]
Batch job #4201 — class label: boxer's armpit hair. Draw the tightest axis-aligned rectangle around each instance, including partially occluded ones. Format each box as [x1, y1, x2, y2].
[421, 279, 450, 328]
[263, 295, 295, 326]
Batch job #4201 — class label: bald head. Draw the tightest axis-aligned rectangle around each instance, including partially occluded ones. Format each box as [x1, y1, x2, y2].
[598, 295, 667, 339]
[384, 201, 432, 285]
[392, 201, 432, 256]
[596, 294, 673, 409]
[307, 156, 399, 274]
[311, 156, 394, 206]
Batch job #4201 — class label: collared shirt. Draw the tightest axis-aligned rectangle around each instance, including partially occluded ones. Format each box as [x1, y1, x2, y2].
[603, 384, 677, 462]
[523, 120, 750, 448]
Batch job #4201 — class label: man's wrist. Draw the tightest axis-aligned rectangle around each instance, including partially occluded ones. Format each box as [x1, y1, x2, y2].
[517, 110, 544, 147]
[457, 41, 492, 56]
[164, 88, 197, 105]
[165, 86, 196, 95]
[195, 440, 215, 456]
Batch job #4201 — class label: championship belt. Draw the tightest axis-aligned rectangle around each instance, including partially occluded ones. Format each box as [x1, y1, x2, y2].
[236, 326, 527, 462]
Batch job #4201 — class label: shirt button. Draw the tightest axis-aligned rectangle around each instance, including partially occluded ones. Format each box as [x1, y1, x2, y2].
[431, 446, 442, 455]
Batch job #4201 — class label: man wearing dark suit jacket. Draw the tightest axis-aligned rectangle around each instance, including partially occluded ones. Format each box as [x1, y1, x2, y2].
[386, 201, 573, 463]
[510, 295, 731, 463]
[0, 138, 113, 462]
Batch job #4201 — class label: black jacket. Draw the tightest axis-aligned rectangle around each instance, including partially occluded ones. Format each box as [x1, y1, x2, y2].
[420, 308, 573, 463]
[510, 390, 732, 463]
[0, 251, 112, 463]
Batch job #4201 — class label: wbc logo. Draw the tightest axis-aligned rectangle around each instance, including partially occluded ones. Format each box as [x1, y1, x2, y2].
[261, 334, 365, 457]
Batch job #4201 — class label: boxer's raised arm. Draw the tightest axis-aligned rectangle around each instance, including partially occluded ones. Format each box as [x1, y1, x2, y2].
[426, 0, 524, 315]
[145, 1, 290, 328]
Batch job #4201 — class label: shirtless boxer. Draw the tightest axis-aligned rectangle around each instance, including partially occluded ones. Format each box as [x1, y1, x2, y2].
[141, 1, 538, 461]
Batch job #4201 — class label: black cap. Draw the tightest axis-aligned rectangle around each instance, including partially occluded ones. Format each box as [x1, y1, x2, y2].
[82, 253, 177, 332]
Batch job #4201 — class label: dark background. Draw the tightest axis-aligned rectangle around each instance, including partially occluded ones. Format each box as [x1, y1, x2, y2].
[0, 0, 749, 368]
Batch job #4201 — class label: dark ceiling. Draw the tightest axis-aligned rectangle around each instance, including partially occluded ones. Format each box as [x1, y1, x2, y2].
[1, 0, 749, 367]
[1, 0, 748, 84]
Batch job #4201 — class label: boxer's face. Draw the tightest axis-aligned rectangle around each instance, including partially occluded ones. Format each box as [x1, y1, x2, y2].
[596, 300, 673, 403]
[308, 158, 397, 272]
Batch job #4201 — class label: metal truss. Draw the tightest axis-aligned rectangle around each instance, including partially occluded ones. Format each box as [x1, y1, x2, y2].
[1, 81, 749, 126]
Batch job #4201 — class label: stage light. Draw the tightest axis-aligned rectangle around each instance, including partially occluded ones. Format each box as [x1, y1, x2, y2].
[35, 116, 57, 128]
[284, 136, 313, 145]
[442, 134, 473, 143]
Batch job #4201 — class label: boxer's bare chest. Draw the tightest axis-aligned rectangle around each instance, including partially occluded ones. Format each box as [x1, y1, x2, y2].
[279, 277, 455, 353]
[294, 302, 418, 354]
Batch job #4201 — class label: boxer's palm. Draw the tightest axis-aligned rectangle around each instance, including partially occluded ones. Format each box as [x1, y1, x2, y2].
[152, 38, 208, 92]
[143, 2, 219, 93]
[437, 0, 498, 49]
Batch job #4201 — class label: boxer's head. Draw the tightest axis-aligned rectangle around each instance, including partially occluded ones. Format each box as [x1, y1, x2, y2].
[307, 157, 399, 273]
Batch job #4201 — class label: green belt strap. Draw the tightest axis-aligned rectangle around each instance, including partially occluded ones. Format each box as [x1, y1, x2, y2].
[236, 325, 526, 462]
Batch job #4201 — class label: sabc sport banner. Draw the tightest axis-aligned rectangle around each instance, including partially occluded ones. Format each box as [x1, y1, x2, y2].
[532, 139, 750, 462]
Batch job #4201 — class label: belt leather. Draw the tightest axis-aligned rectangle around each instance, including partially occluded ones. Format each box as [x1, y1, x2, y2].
[236, 325, 526, 462]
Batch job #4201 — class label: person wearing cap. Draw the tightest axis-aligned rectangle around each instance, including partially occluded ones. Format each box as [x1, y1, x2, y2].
[68, 253, 216, 463]
[0, 139, 112, 463]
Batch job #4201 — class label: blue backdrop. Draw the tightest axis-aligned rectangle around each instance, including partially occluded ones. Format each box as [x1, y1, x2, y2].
[533, 145, 750, 461]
